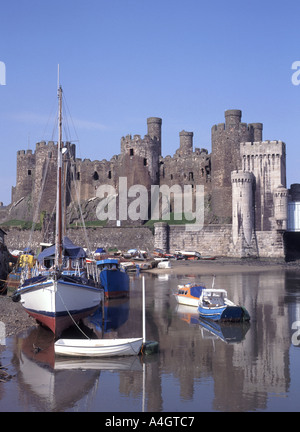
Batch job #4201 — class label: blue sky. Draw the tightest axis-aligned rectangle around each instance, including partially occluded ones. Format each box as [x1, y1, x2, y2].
[0, 0, 300, 205]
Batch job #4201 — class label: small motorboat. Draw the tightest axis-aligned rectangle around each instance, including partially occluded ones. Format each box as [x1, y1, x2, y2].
[197, 288, 250, 322]
[174, 250, 201, 260]
[174, 283, 205, 307]
[54, 337, 143, 357]
[157, 260, 172, 269]
[97, 258, 129, 299]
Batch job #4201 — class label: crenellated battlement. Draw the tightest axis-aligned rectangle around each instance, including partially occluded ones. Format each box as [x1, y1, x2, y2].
[17, 140, 78, 158]
[211, 122, 263, 137]
[211, 122, 253, 133]
[17, 141, 57, 158]
[231, 170, 255, 183]
[241, 140, 286, 157]
[241, 140, 285, 146]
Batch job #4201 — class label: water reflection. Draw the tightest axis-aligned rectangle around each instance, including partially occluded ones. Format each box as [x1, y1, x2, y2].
[14, 327, 100, 411]
[156, 270, 291, 411]
[2, 267, 300, 411]
[13, 326, 144, 411]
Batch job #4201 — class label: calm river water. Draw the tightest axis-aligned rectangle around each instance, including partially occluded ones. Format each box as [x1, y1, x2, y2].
[1, 265, 300, 412]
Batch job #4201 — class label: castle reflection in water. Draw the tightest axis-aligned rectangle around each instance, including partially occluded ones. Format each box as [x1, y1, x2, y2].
[7, 269, 300, 412]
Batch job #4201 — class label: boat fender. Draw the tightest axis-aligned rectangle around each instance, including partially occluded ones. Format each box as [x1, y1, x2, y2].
[140, 340, 159, 356]
[11, 291, 21, 302]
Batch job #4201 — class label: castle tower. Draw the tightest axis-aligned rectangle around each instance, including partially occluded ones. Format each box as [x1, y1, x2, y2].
[240, 140, 286, 231]
[178, 130, 193, 156]
[211, 110, 260, 219]
[14, 149, 36, 203]
[120, 118, 162, 186]
[249, 123, 263, 141]
[273, 185, 288, 230]
[225, 109, 242, 127]
[33, 141, 59, 219]
[147, 117, 162, 156]
[231, 170, 255, 246]
[12, 141, 77, 222]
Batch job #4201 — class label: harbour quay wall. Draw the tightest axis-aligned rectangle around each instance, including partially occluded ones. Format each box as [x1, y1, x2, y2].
[3, 224, 285, 259]
[3, 226, 155, 253]
[154, 223, 233, 256]
[154, 223, 286, 258]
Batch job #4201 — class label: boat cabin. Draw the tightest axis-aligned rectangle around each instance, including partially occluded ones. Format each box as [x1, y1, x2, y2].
[36, 237, 88, 277]
[201, 289, 227, 307]
[39, 255, 86, 276]
[177, 284, 204, 298]
[96, 258, 120, 271]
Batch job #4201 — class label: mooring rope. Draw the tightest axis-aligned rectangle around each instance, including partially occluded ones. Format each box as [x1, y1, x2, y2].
[57, 287, 91, 340]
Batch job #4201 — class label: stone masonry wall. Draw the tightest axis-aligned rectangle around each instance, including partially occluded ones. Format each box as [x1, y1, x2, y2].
[4, 226, 154, 254]
[3, 223, 285, 259]
[168, 224, 232, 256]
[155, 223, 285, 258]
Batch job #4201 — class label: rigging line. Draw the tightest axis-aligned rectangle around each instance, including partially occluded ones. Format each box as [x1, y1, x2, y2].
[69, 158, 92, 255]
[68, 159, 93, 256]
[56, 289, 91, 340]
[26, 155, 51, 251]
[43, 202, 56, 243]
[62, 102, 72, 143]
[39, 97, 58, 143]
[62, 91, 80, 143]
[50, 109, 59, 142]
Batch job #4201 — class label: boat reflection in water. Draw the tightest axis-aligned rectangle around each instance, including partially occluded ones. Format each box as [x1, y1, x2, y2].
[14, 327, 100, 411]
[83, 298, 130, 336]
[175, 304, 250, 344]
[13, 320, 143, 411]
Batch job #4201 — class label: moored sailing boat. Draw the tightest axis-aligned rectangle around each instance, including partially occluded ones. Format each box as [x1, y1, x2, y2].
[13, 82, 103, 337]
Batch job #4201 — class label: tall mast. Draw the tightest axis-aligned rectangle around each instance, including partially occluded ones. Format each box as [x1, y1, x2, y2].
[55, 77, 63, 268]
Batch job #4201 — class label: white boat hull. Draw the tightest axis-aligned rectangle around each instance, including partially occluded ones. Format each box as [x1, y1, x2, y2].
[174, 294, 199, 307]
[54, 337, 143, 357]
[18, 277, 102, 336]
[157, 260, 171, 269]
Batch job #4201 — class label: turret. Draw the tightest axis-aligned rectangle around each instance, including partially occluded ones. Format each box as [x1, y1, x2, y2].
[231, 170, 255, 245]
[249, 123, 263, 141]
[273, 185, 288, 230]
[147, 117, 162, 156]
[15, 148, 36, 203]
[178, 130, 193, 156]
[225, 109, 242, 128]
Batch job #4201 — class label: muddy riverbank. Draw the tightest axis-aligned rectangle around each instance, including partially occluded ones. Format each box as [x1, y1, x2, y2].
[147, 256, 300, 275]
[0, 295, 37, 337]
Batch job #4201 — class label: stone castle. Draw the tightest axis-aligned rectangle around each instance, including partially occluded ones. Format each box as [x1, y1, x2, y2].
[4, 109, 300, 258]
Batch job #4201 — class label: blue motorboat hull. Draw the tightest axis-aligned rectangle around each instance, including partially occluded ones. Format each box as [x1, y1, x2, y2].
[198, 305, 250, 322]
[100, 269, 129, 299]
